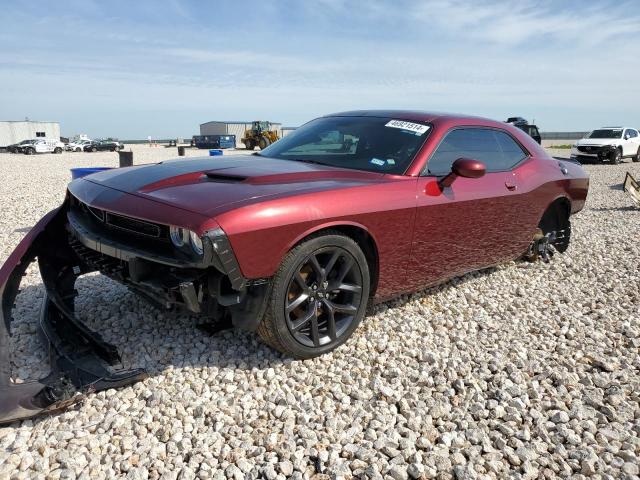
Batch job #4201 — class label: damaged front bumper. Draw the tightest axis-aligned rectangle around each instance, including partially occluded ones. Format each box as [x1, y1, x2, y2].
[0, 206, 147, 425]
[1, 191, 270, 425]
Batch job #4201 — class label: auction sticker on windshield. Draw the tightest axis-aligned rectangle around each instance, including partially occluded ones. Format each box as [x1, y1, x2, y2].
[385, 120, 430, 135]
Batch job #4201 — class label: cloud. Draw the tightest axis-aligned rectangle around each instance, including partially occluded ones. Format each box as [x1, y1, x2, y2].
[1, 0, 639, 136]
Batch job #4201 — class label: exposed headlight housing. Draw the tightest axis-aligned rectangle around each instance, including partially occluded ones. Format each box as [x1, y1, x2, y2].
[170, 225, 204, 255]
[169, 226, 189, 247]
[189, 230, 204, 255]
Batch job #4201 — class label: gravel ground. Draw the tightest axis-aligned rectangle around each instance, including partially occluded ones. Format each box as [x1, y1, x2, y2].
[0, 148, 639, 480]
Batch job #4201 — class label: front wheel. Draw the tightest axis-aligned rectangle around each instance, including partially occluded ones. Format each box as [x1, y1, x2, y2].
[54, 147, 62, 154]
[258, 136, 271, 150]
[91, 147, 97, 152]
[633, 147, 640, 163]
[244, 139, 255, 150]
[75, 147, 81, 152]
[257, 233, 370, 359]
[611, 148, 622, 164]
[25, 147, 35, 155]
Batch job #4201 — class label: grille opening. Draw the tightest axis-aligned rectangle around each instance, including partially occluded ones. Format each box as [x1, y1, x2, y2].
[105, 212, 161, 238]
[72, 196, 166, 240]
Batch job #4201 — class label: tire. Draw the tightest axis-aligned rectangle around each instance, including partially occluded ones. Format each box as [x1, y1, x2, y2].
[25, 147, 34, 155]
[91, 147, 97, 152]
[611, 148, 622, 165]
[244, 139, 255, 151]
[110, 147, 116, 152]
[257, 232, 370, 359]
[54, 147, 62, 154]
[75, 147, 81, 152]
[633, 147, 640, 163]
[258, 136, 271, 150]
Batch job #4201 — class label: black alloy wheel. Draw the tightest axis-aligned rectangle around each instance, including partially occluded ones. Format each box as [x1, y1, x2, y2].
[257, 233, 370, 358]
[25, 147, 34, 155]
[285, 247, 363, 348]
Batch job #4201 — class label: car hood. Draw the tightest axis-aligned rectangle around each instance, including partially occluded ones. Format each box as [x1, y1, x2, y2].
[576, 138, 620, 147]
[80, 155, 388, 217]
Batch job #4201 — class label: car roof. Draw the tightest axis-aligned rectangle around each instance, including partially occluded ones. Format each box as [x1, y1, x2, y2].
[323, 109, 507, 128]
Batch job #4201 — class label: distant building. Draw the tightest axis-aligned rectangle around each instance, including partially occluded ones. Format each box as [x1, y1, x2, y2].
[200, 121, 282, 147]
[0, 120, 60, 147]
[281, 126, 297, 138]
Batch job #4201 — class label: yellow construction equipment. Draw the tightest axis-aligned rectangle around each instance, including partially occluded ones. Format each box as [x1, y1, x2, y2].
[241, 121, 280, 150]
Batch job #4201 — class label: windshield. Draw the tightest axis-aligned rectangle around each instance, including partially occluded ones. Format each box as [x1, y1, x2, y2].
[588, 129, 622, 139]
[259, 116, 431, 174]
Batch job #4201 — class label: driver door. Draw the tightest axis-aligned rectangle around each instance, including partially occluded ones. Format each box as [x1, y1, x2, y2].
[406, 127, 534, 291]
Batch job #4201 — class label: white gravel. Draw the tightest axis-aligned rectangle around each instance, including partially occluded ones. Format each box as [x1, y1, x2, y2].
[0, 147, 639, 479]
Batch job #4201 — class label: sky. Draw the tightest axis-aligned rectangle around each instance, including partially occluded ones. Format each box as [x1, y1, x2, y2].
[1, 0, 639, 139]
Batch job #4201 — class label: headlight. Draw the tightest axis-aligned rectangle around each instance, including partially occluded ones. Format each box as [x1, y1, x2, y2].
[189, 231, 204, 255]
[169, 226, 189, 247]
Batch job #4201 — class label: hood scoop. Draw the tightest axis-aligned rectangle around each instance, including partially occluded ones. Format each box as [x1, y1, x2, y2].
[204, 172, 248, 183]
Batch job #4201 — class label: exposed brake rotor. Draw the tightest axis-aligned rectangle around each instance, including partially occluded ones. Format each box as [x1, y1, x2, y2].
[526, 228, 557, 263]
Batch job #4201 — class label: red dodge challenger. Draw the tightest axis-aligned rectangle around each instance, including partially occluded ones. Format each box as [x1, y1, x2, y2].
[0, 110, 588, 423]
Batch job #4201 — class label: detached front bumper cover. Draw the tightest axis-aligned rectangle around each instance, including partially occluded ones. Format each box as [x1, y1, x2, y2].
[0, 204, 147, 425]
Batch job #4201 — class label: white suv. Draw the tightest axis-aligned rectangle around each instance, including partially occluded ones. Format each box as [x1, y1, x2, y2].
[571, 127, 640, 164]
[23, 138, 66, 155]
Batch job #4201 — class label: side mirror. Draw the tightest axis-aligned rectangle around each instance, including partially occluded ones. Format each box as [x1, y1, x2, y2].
[439, 158, 486, 188]
[624, 134, 630, 140]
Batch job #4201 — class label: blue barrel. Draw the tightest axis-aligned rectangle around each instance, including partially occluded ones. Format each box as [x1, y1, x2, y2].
[70, 167, 113, 180]
[209, 149, 223, 156]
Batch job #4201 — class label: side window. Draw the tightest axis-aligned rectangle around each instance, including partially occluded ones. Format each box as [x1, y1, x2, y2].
[426, 128, 527, 175]
[494, 130, 528, 167]
[629, 129, 638, 138]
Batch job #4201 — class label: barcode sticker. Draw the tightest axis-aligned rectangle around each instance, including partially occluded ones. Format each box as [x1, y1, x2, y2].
[385, 120, 430, 135]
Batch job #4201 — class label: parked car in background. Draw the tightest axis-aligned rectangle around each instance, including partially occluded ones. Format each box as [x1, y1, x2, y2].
[83, 140, 124, 152]
[6, 139, 34, 153]
[0, 110, 590, 423]
[66, 139, 92, 152]
[22, 138, 65, 155]
[506, 117, 541, 144]
[571, 127, 640, 164]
